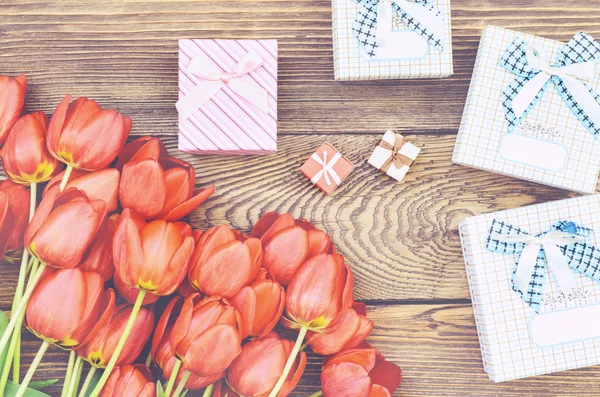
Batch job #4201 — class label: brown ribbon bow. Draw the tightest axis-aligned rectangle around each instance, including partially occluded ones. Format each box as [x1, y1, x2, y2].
[379, 133, 414, 172]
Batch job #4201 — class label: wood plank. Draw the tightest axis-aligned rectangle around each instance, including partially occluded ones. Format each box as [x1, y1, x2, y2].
[2, 134, 591, 303]
[15, 303, 600, 396]
[1, 1, 599, 134]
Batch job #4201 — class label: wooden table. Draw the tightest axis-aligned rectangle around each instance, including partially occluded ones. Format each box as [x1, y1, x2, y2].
[2, 1, 600, 396]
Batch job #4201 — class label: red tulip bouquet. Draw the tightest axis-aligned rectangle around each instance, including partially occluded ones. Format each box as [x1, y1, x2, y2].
[0, 74, 402, 397]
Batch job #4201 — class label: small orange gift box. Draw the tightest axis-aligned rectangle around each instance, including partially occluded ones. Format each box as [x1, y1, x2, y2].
[300, 142, 354, 195]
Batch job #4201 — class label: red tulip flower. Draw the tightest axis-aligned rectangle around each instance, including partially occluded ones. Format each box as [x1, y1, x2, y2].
[117, 136, 215, 221]
[45, 168, 120, 213]
[152, 297, 223, 390]
[321, 346, 402, 397]
[0, 74, 27, 145]
[99, 365, 156, 397]
[25, 188, 107, 269]
[78, 217, 117, 281]
[113, 217, 194, 296]
[0, 179, 29, 258]
[188, 225, 262, 299]
[0, 111, 63, 185]
[77, 303, 155, 368]
[170, 294, 243, 378]
[224, 333, 307, 397]
[26, 268, 112, 348]
[46, 95, 132, 171]
[250, 212, 334, 285]
[307, 302, 373, 355]
[285, 254, 354, 331]
[231, 270, 285, 339]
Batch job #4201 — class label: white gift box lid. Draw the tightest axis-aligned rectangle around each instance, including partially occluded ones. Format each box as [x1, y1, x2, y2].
[453, 26, 600, 193]
[459, 194, 600, 381]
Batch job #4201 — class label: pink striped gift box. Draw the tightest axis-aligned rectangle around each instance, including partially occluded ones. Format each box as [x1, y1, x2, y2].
[177, 39, 278, 155]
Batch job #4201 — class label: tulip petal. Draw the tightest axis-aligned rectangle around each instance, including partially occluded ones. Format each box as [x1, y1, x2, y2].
[116, 136, 167, 170]
[113, 218, 145, 288]
[120, 158, 166, 219]
[368, 385, 392, 397]
[230, 286, 256, 339]
[249, 212, 281, 239]
[162, 185, 216, 222]
[160, 235, 194, 295]
[171, 293, 202, 355]
[151, 296, 182, 359]
[321, 362, 372, 397]
[65, 169, 120, 213]
[263, 226, 309, 285]
[260, 213, 296, 243]
[65, 271, 105, 347]
[370, 356, 402, 395]
[32, 200, 102, 268]
[25, 186, 59, 249]
[325, 349, 378, 371]
[182, 324, 242, 377]
[306, 229, 333, 257]
[193, 239, 260, 298]
[0, 192, 14, 257]
[46, 95, 71, 160]
[252, 280, 285, 339]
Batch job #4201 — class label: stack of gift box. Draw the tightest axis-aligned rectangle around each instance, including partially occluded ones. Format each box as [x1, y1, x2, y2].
[174, 0, 600, 383]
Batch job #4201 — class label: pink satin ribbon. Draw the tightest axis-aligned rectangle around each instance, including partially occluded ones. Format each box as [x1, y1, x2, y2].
[177, 51, 269, 120]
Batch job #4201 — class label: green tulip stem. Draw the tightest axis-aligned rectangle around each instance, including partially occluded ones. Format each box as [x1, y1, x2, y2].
[61, 351, 76, 397]
[308, 391, 323, 397]
[267, 326, 308, 397]
[0, 264, 47, 363]
[164, 358, 182, 397]
[11, 181, 38, 383]
[59, 166, 73, 192]
[67, 356, 83, 397]
[15, 340, 49, 397]
[89, 289, 147, 397]
[201, 383, 214, 397]
[172, 371, 191, 397]
[78, 365, 97, 397]
[0, 300, 26, 396]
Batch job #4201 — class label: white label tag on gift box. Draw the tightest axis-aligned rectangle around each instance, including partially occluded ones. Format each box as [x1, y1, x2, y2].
[359, 31, 428, 60]
[499, 133, 567, 172]
[530, 304, 600, 347]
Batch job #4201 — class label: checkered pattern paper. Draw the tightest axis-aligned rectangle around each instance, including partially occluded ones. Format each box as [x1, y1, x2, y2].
[459, 195, 600, 381]
[331, 0, 453, 80]
[453, 26, 600, 193]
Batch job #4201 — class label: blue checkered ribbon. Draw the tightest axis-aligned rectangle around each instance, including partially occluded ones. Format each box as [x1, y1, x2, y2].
[486, 219, 600, 313]
[353, 0, 445, 58]
[500, 34, 600, 139]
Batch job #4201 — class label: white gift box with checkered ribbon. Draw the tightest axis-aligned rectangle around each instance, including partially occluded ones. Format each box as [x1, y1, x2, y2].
[331, 0, 453, 80]
[453, 26, 600, 193]
[459, 194, 600, 381]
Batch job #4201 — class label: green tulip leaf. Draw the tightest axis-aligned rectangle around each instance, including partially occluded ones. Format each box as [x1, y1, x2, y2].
[180, 390, 189, 397]
[28, 379, 58, 391]
[84, 369, 103, 397]
[5, 381, 51, 396]
[0, 311, 9, 366]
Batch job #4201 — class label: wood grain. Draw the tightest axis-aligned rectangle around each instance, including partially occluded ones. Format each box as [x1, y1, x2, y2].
[1, 0, 600, 134]
[15, 303, 600, 397]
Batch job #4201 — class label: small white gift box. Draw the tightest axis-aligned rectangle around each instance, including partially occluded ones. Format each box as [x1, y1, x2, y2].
[368, 130, 420, 181]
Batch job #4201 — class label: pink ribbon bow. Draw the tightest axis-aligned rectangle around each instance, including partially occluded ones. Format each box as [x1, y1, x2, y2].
[176, 51, 269, 120]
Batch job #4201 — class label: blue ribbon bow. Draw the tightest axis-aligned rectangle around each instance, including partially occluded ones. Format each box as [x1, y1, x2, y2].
[353, 0, 444, 58]
[500, 33, 600, 139]
[486, 219, 600, 313]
